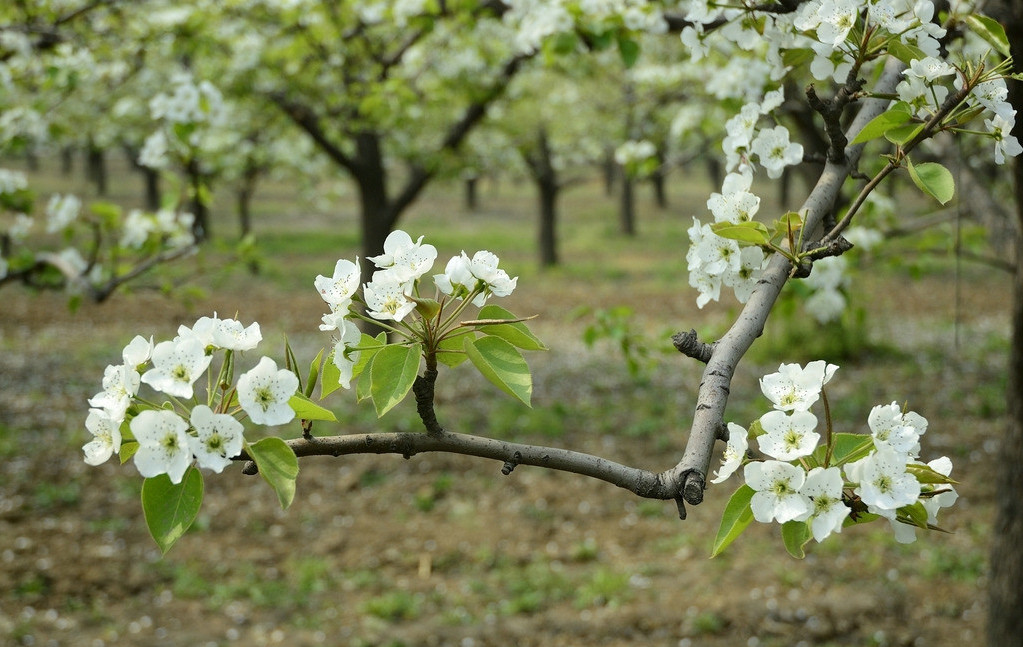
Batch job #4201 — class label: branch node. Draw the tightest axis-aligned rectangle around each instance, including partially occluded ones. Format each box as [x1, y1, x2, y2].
[672, 329, 714, 363]
[683, 471, 705, 505]
[413, 362, 444, 436]
[242, 460, 258, 475]
[501, 451, 522, 475]
[301, 419, 313, 441]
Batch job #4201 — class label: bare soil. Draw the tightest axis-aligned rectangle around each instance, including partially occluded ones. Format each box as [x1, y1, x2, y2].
[0, 232, 1011, 647]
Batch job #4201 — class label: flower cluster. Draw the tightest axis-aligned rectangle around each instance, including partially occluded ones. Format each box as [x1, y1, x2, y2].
[139, 71, 228, 170]
[316, 229, 518, 387]
[686, 171, 770, 308]
[679, 0, 1022, 313]
[712, 360, 957, 546]
[82, 313, 300, 484]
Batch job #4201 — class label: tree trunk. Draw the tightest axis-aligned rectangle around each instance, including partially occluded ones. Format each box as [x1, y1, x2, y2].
[705, 155, 722, 190]
[537, 178, 559, 267]
[620, 170, 636, 236]
[602, 145, 616, 197]
[526, 128, 560, 267]
[86, 141, 107, 196]
[60, 145, 75, 176]
[237, 177, 255, 238]
[186, 158, 210, 242]
[651, 145, 668, 209]
[464, 176, 479, 212]
[987, 5, 1023, 646]
[143, 166, 161, 211]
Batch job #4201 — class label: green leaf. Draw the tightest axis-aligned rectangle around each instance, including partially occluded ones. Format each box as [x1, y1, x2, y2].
[288, 392, 337, 422]
[247, 437, 299, 509]
[906, 463, 958, 485]
[826, 433, 873, 465]
[436, 329, 473, 367]
[320, 348, 342, 399]
[771, 211, 804, 241]
[119, 440, 139, 464]
[710, 221, 771, 246]
[781, 47, 815, 69]
[711, 484, 755, 558]
[89, 200, 122, 226]
[781, 521, 811, 559]
[884, 123, 924, 145]
[370, 343, 423, 417]
[357, 352, 374, 403]
[141, 467, 204, 554]
[305, 348, 324, 398]
[284, 335, 301, 394]
[901, 501, 930, 529]
[851, 108, 913, 144]
[887, 39, 926, 65]
[617, 35, 640, 68]
[475, 305, 548, 351]
[966, 14, 1011, 57]
[907, 158, 955, 205]
[463, 335, 533, 406]
[351, 333, 386, 381]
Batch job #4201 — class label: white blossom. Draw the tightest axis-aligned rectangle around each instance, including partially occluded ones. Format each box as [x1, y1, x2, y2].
[237, 357, 299, 426]
[131, 409, 192, 484]
[188, 405, 245, 473]
[83, 408, 123, 466]
[745, 460, 811, 524]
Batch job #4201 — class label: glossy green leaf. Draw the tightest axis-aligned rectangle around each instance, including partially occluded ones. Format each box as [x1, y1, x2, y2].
[463, 335, 532, 406]
[351, 333, 387, 382]
[288, 392, 337, 422]
[823, 432, 873, 465]
[884, 123, 924, 145]
[781, 521, 811, 559]
[887, 39, 926, 65]
[966, 14, 1011, 57]
[320, 348, 343, 399]
[771, 211, 804, 241]
[906, 463, 958, 485]
[710, 221, 771, 246]
[475, 305, 548, 351]
[119, 440, 139, 464]
[617, 35, 640, 68]
[907, 158, 955, 205]
[781, 47, 815, 68]
[356, 353, 374, 402]
[305, 348, 324, 398]
[900, 501, 929, 529]
[436, 329, 474, 367]
[370, 343, 422, 417]
[851, 107, 913, 144]
[247, 437, 299, 509]
[142, 467, 204, 554]
[711, 484, 755, 558]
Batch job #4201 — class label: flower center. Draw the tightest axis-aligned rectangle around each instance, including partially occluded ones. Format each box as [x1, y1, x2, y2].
[255, 386, 274, 410]
[172, 364, 190, 382]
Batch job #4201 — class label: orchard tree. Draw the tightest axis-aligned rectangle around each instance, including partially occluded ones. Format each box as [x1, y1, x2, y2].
[484, 62, 610, 266]
[0, 3, 202, 301]
[186, 1, 667, 275]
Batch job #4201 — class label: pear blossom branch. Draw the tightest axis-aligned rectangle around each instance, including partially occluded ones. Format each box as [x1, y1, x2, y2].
[240, 431, 673, 501]
[823, 77, 976, 244]
[412, 354, 444, 436]
[663, 59, 908, 509]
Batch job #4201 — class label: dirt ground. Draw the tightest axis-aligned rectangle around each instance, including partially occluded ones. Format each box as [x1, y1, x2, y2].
[0, 246, 1010, 647]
